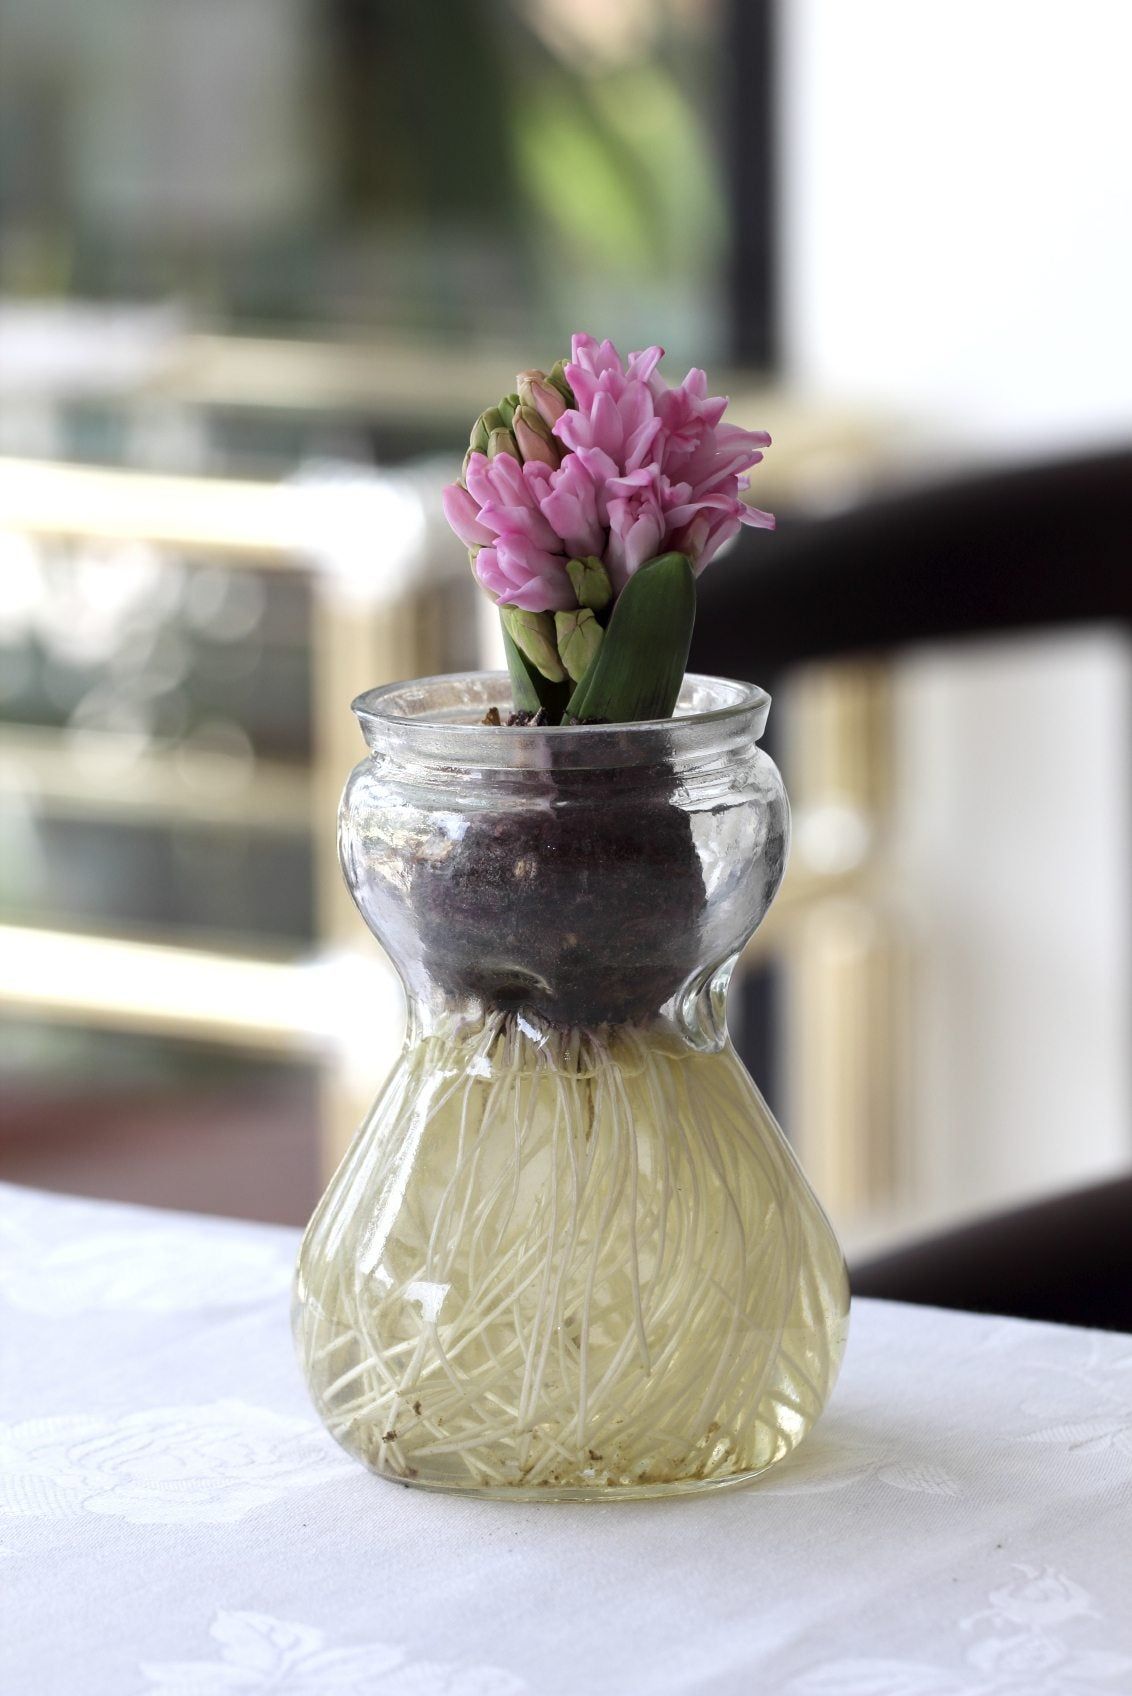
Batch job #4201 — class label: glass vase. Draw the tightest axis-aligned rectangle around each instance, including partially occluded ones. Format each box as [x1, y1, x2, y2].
[293, 672, 849, 1500]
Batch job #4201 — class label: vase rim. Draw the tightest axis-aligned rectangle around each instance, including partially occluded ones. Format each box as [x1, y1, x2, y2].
[352, 671, 770, 769]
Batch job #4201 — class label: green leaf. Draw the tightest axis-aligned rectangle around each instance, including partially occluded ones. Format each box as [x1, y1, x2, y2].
[501, 619, 571, 722]
[564, 552, 695, 724]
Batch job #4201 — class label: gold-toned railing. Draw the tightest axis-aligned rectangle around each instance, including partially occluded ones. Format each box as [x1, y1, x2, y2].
[0, 452, 472, 1168]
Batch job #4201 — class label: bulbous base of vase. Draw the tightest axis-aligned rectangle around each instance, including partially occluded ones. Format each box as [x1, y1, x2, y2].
[294, 1015, 849, 1498]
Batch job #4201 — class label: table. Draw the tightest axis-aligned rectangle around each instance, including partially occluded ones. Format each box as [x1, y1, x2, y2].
[2, 1181, 1130, 1695]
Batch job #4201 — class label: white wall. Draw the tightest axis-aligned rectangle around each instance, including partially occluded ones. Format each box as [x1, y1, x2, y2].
[781, 0, 1132, 455]
[893, 632, 1131, 1220]
[781, 7, 1132, 1225]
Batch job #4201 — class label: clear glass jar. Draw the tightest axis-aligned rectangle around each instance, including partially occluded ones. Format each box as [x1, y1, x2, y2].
[293, 673, 849, 1499]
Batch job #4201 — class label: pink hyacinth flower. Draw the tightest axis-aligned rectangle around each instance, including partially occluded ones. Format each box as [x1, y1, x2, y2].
[442, 482, 494, 550]
[605, 467, 667, 591]
[473, 540, 576, 612]
[443, 334, 773, 609]
[444, 452, 573, 612]
[538, 454, 605, 560]
[554, 337, 662, 477]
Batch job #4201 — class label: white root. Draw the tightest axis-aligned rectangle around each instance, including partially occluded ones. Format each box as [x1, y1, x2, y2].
[295, 1013, 847, 1496]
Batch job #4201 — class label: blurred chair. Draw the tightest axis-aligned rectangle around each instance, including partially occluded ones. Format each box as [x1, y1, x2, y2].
[694, 446, 1132, 1329]
[695, 446, 1132, 674]
[851, 1173, 1132, 1332]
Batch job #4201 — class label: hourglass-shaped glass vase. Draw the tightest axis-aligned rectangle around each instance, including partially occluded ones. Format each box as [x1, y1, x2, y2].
[293, 673, 849, 1500]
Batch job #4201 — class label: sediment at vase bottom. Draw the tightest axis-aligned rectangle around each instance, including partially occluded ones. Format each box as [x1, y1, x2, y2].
[293, 1013, 850, 1497]
[356, 1461, 795, 1503]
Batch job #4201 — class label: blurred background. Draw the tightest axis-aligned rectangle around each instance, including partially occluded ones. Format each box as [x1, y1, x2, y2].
[1, 0, 1129, 1265]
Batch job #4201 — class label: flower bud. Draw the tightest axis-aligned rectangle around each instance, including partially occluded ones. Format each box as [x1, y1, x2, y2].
[547, 359, 574, 406]
[566, 555, 613, 612]
[517, 369, 567, 427]
[554, 607, 603, 683]
[487, 427, 520, 461]
[514, 406, 560, 468]
[500, 606, 567, 682]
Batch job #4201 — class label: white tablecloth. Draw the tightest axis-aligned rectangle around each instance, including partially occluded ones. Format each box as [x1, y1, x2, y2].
[1, 1180, 1130, 1696]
